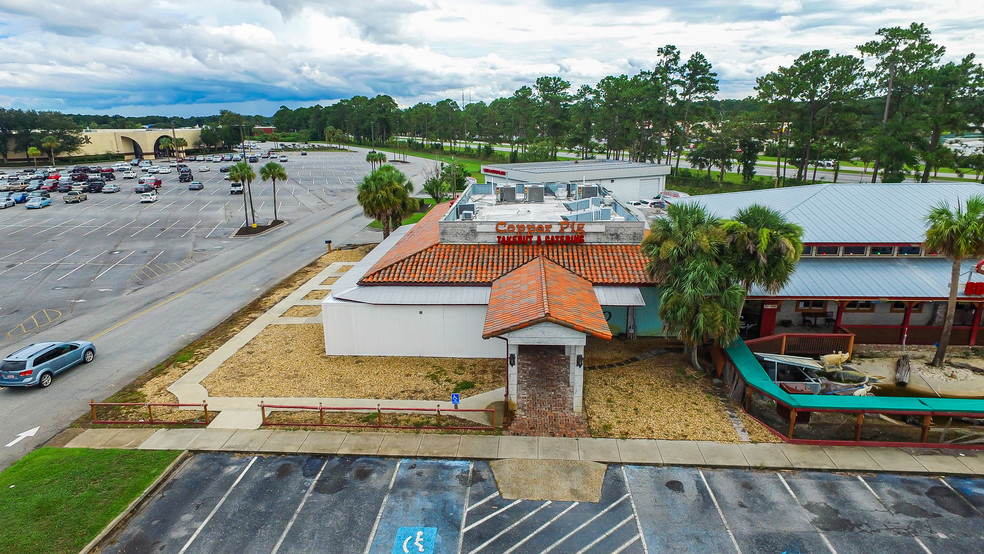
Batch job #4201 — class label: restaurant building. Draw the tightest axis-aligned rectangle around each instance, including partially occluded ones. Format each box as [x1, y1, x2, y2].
[676, 183, 984, 347]
[323, 169, 668, 434]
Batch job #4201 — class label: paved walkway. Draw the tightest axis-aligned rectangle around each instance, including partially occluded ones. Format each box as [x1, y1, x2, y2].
[59, 427, 984, 476]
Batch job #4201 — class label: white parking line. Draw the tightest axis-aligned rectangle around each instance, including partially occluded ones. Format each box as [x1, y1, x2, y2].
[180, 219, 202, 238]
[205, 220, 223, 238]
[913, 537, 934, 553]
[156, 220, 181, 237]
[55, 217, 96, 237]
[7, 217, 53, 235]
[22, 248, 80, 280]
[363, 460, 402, 554]
[698, 469, 742, 554]
[466, 502, 552, 554]
[181, 201, 195, 210]
[270, 459, 330, 554]
[198, 200, 213, 212]
[130, 218, 160, 237]
[463, 499, 522, 532]
[179, 456, 257, 554]
[503, 503, 580, 554]
[83, 221, 112, 236]
[0, 249, 52, 276]
[0, 248, 25, 260]
[575, 515, 636, 554]
[33, 219, 70, 236]
[621, 466, 650, 554]
[541, 495, 629, 554]
[93, 250, 134, 280]
[107, 220, 136, 236]
[939, 477, 984, 517]
[58, 250, 107, 281]
[158, 201, 178, 211]
[777, 473, 837, 553]
[857, 475, 881, 501]
[456, 461, 474, 554]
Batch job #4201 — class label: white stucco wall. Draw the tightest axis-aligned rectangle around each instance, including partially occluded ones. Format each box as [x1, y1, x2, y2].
[323, 298, 506, 358]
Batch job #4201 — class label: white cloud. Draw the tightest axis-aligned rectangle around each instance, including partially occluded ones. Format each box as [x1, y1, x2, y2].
[0, 0, 981, 113]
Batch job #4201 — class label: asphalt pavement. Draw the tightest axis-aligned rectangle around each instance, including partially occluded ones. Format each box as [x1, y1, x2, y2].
[0, 145, 432, 470]
[98, 452, 984, 554]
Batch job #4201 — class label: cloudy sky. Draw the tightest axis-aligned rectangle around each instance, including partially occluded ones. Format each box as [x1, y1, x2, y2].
[0, 0, 982, 117]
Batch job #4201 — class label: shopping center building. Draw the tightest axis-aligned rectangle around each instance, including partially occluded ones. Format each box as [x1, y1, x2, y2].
[677, 182, 984, 347]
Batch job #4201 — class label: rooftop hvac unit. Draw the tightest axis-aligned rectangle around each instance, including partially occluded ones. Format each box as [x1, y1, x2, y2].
[457, 203, 475, 218]
[580, 185, 599, 199]
[555, 184, 568, 199]
[602, 195, 614, 206]
[499, 185, 516, 203]
[461, 211, 473, 220]
[526, 185, 545, 203]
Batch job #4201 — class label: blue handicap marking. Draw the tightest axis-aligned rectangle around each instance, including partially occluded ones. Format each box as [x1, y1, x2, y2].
[392, 527, 436, 554]
[451, 393, 460, 405]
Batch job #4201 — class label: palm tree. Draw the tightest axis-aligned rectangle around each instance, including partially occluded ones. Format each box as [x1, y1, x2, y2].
[41, 135, 61, 165]
[924, 196, 984, 366]
[642, 202, 742, 368]
[259, 161, 288, 223]
[721, 204, 804, 316]
[358, 164, 418, 239]
[159, 137, 173, 161]
[27, 146, 41, 168]
[229, 161, 257, 227]
[174, 137, 188, 158]
[366, 151, 386, 171]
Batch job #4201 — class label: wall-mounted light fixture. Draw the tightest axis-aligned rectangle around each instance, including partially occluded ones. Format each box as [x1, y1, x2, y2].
[509, 354, 516, 366]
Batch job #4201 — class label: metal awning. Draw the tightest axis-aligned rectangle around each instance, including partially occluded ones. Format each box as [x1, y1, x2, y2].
[594, 286, 645, 306]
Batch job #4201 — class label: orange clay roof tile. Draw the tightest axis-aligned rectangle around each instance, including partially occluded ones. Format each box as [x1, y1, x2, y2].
[482, 257, 612, 339]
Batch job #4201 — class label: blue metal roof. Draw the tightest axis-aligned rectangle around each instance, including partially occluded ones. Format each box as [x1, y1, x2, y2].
[749, 257, 981, 300]
[677, 182, 984, 244]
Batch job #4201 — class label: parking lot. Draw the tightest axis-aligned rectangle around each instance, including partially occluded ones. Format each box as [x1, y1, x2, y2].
[0, 150, 382, 343]
[99, 453, 984, 554]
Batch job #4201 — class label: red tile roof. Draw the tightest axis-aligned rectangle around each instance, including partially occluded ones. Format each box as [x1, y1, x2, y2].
[360, 199, 654, 286]
[483, 258, 613, 339]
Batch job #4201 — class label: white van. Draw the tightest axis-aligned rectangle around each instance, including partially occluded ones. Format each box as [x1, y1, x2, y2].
[230, 182, 243, 194]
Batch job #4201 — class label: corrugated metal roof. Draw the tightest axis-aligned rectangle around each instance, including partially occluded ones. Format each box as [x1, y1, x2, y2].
[334, 285, 491, 305]
[677, 182, 984, 243]
[749, 258, 980, 300]
[594, 286, 645, 306]
[483, 159, 662, 175]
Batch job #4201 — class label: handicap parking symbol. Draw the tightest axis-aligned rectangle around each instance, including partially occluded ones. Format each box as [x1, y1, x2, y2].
[392, 527, 436, 554]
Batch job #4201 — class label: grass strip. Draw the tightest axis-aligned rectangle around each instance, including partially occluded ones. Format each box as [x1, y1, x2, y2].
[0, 447, 181, 554]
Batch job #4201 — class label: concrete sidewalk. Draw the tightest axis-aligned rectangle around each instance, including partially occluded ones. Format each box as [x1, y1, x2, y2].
[57, 427, 984, 476]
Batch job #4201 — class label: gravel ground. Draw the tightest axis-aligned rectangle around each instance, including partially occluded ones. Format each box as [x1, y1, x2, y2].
[202, 323, 503, 399]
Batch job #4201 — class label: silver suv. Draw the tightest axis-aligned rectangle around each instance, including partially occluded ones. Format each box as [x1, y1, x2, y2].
[0, 341, 96, 388]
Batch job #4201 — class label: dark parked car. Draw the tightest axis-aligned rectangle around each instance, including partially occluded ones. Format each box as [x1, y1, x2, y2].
[219, 165, 231, 172]
[134, 183, 153, 193]
[56, 183, 73, 193]
[86, 181, 105, 193]
[11, 191, 30, 202]
[0, 341, 96, 388]
[71, 173, 88, 182]
[178, 173, 193, 182]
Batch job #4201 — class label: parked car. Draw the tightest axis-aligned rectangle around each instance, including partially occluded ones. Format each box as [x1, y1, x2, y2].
[0, 341, 96, 388]
[230, 182, 243, 194]
[219, 165, 231, 173]
[248, 155, 258, 163]
[28, 191, 50, 199]
[199, 165, 210, 172]
[56, 183, 73, 193]
[122, 170, 137, 179]
[138, 160, 152, 169]
[102, 183, 121, 193]
[0, 194, 14, 209]
[138, 176, 162, 188]
[157, 166, 172, 174]
[101, 171, 115, 181]
[147, 166, 160, 174]
[134, 183, 153, 193]
[71, 173, 88, 182]
[64, 190, 87, 203]
[188, 181, 204, 190]
[10, 191, 29, 203]
[86, 181, 105, 193]
[25, 197, 51, 209]
[140, 191, 158, 203]
[178, 173, 193, 183]
[279, 155, 288, 162]
[300, 150, 307, 156]
[169, 161, 178, 168]
[41, 180, 59, 191]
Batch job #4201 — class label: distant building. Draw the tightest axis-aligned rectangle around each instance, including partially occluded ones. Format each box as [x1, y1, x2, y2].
[253, 126, 276, 135]
[480, 159, 670, 202]
[2, 127, 202, 162]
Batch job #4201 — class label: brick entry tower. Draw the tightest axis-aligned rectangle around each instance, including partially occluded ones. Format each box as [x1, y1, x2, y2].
[482, 258, 612, 437]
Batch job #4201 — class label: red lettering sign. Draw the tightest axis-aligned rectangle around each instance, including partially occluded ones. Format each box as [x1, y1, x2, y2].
[483, 168, 506, 176]
[965, 282, 984, 295]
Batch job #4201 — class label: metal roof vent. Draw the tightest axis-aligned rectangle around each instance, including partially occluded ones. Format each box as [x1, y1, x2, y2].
[461, 210, 473, 220]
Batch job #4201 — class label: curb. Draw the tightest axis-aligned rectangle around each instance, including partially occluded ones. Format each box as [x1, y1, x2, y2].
[80, 450, 191, 554]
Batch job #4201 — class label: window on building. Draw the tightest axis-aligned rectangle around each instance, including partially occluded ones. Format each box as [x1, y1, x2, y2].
[870, 246, 894, 256]
[801, 246, 813, 256]
[898, 246, 921, 256]
[815, 246, 840, 256]
[844, 300, 876, 312]
[843, 246, 866, 256]
[796, 300, 827, 312]
[890, 302, 923, 313]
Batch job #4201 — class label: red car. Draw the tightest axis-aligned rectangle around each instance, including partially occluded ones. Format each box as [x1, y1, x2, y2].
[40, 181, 60, 192]
[138, 176, 162, 189]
